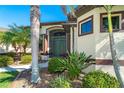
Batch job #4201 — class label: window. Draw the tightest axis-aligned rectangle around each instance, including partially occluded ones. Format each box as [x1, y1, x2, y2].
[79, 16, 93, 36]
[101, 15, 121, 32]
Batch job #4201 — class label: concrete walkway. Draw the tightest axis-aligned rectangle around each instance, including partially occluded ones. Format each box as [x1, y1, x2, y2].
[0, 64, 31, 72]
[0, 62, 48, 72]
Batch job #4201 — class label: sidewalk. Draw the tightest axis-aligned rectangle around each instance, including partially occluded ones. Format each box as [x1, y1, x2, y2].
[0, 64, 31, 72]
[0, 62, 48, 72]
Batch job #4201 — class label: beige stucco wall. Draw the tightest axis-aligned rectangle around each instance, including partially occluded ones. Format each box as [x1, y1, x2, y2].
[70, 26, 77, 52]
[82, 64, 124, 77]
[77, 5, 124, 60]
[40, 25, 63, 35]
[74, 27, 78, 52]
[77, 8, 96, 58]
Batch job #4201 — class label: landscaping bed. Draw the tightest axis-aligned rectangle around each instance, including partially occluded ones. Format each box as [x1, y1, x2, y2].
[11, 68, 82, 88]
[11, 52, 120, 88]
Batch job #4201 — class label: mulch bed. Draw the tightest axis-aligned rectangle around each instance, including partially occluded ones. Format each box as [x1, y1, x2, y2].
[11, 68, 82, 88]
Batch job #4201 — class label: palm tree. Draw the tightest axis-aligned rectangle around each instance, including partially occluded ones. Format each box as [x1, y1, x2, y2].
[104, 5, 124, 87]
[0, 25, 31, 55]
[30, 5, 41, 83]
[0, 25, 21, 55]
[0, 32, 4, 42]
[61, 5, 76, 18]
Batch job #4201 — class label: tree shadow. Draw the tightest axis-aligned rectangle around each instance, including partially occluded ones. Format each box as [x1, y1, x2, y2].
[0, 71, 18, 84]
[96, 33, 110, 58]
[96, 32, 124, 60]
[114, 32, 124, 59]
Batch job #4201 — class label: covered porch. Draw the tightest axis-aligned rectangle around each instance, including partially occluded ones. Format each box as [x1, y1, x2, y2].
[40, 22, 73, 57]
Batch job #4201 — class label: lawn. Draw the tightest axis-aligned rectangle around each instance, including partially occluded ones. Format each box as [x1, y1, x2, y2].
[0, 71, 18, 88]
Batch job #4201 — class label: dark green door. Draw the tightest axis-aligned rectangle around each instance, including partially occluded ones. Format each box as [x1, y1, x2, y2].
[50, 31, 66, 56]
[52, 36, 66, 56]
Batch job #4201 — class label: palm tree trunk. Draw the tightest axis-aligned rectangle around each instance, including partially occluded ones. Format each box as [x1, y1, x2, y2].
[24, 47, 26, 54]
[30, 5, 41, 83]
[107, 12, 124, 87]
[23, 45, 27, 54]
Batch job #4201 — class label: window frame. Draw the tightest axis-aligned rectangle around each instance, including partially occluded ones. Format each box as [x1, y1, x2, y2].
[100, 13, 122, 32]
[78, 15, 93, 36]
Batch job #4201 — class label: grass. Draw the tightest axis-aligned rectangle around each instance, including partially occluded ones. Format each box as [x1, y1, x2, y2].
[0, 71, 19, 88]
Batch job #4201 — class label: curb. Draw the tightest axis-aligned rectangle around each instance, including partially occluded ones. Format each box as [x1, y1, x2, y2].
[14, 71, 22, 81]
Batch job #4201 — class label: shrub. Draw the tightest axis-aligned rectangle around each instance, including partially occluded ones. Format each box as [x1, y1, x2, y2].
[0, 56, 13, 67]
[48, 57, 66, 73]
[82, 70, 120, 88]
[49, 76, 72, 88]
[6, 56, 13, 65]
[20, 55, 32, 64]
[57, 52, 92, 80]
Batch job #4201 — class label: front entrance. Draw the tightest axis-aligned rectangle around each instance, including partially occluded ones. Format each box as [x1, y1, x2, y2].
[49, 30, 66, 56]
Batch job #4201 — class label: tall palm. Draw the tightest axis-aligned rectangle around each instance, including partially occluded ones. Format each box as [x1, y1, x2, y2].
[30, 5, 41, 83]
[1, 25, 31, 55]
[104, 5, 124, 87]
[1, 25, 21, 55]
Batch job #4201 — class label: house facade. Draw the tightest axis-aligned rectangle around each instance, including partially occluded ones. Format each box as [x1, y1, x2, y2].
[75, 5, 124, 66]
[40, 5, 124, 75]
[41, 5, 124, 64]
[73, 5, 124, 75]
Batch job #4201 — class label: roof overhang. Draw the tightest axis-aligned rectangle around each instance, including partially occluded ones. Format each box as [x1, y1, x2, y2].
[40, 21, 66, 27]
[61, 22, 77, 26]
[75, 5, 103, 17]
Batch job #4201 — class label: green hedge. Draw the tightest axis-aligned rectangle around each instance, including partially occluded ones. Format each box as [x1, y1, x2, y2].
[0, 56, 13, 67]
[20, 55, 32, 64]
[48, 57, 66, 73]
[82, 70, 120, 88]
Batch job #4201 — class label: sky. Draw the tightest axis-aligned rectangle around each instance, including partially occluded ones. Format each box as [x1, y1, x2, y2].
[0, 5, 68, 28]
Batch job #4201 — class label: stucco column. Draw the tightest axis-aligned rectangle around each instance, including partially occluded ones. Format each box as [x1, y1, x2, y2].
[44, 35, 48, 53]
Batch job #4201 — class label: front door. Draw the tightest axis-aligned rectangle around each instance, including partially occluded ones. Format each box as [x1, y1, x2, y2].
[50, 31, 66, 56]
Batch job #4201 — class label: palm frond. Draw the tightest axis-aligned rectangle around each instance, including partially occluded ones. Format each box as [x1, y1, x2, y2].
[61, 5, 68, 16]
[69, 5, 77, 18]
